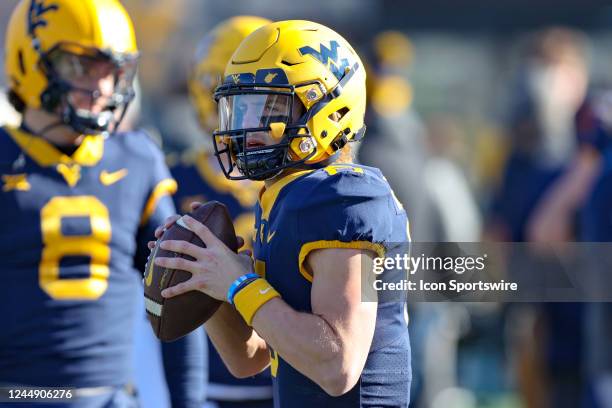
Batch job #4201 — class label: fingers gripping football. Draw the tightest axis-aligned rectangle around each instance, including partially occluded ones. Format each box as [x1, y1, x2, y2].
[155, 217, 251, 301]
[181, 215, 224, 249]
[143, 201, 239, 341]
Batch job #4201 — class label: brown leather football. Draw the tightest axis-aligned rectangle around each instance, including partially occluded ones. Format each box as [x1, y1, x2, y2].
[144, 201, 238, 342]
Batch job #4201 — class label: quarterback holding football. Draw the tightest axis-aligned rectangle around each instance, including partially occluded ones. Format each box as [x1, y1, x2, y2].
[176, 15, 275, 408]
[154, 20, 411, 407]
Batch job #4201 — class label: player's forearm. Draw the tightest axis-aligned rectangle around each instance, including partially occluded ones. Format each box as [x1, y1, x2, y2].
[204, 303, 270, 377]
[251, 298, 365, 396]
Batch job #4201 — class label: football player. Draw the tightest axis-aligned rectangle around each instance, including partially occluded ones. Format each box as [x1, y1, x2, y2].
[0, 1, 203, 407]
[176, 16, 269, 246]
[171, 16, 274, 408]
[153, 20, 412, 406]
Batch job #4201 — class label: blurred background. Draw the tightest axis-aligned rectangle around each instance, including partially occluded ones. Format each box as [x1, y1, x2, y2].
[3, 1, 612, 407]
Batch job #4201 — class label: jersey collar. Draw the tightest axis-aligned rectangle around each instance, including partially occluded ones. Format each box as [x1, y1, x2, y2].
[259, 169, 312, 220]
[5, 126, 105, 167]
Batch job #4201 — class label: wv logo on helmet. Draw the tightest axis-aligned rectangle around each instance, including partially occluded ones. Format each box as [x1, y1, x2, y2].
[299, 40, 350, 81]
[28, 0, 59, 37]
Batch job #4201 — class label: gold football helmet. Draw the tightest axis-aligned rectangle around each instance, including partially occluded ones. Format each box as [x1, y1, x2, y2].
[189, 16, 271, 134]
[213, 20, 366, 180]
[5, 0, 139, 134]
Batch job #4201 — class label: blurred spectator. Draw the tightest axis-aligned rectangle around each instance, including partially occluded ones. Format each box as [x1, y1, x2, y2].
[359, 30, 483, 408]
[424, 114, 482, 242]
[358, 32, 437, 408]
[488, 27, 590, 408]
[578, 90, 612, 408]
[525, 88, 610, 252]
[489, 27, 589, 242]
[359, 30, 444, 243]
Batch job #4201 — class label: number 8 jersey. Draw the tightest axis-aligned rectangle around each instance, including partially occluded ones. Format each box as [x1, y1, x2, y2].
[0, 126, 177, 388]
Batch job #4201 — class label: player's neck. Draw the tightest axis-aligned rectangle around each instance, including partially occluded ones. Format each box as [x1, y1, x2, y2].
[264, 167, 305, 188]
[22, 108, 84, 148]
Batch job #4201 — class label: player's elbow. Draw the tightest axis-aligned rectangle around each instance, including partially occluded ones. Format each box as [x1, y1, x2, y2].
[318, 360, 362, 397]
[226, 352, 270, 379]
[228, 364, 259, 379]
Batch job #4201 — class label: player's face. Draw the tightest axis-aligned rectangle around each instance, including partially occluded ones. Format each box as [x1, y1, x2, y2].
[218, 93, 304, 146]
[67, 59, 115, 114]
[215, 92, 306, 179]
[48, 49, 137, 115]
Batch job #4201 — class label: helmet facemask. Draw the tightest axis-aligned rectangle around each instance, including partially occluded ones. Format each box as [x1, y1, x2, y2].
[213, 83, 318, 181]
[38, 43, 138, 135]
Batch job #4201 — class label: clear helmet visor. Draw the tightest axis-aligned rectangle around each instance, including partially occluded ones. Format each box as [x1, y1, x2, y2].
[218, 93, 291, 132]
[40, 43, 139, 133]
[45, 43, 138, 102]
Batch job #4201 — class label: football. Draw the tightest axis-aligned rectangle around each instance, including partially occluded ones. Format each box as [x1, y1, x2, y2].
[144, 201, 238, 342]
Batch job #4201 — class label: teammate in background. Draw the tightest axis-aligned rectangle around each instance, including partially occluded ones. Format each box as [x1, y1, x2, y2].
[170, 16, 274, 408]
[153, 20, 411, 407]
[0, 1, 204, 407]
[174, 16, 267, 242]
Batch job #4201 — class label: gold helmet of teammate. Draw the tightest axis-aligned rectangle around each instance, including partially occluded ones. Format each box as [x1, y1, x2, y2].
[5, 0, 139, 134]
[189, 16, 272, 134]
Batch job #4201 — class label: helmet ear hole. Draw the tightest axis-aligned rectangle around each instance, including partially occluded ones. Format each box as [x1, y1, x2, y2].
[17, 49, 26, 75]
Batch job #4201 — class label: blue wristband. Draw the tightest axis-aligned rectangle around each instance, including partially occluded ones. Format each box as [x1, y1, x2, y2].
[227, 273, 259, 304]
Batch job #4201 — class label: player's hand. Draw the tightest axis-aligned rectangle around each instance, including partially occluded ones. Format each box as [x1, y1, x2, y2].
[153, 201, 203, 238]
[147, 213, 248, 253]
[148, 201, 207, 250]
[154, 215, 253, 301]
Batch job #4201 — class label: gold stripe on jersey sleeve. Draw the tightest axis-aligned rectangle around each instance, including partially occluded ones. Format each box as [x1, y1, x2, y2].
[140, 178, 178, 226]
[298, 240, 386, 282]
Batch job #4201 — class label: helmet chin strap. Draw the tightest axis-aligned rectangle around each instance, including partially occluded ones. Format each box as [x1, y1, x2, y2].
[23, 102, 117, 143]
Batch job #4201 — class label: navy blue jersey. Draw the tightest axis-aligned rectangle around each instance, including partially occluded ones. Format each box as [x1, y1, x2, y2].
[170, 149, 272, 401]
[575, 91, 612, 154]
[253, 164, 411, 407]
[0, 126, 177, 388]
[582, 147, 612, 241]
[581, 147, 612, 381]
